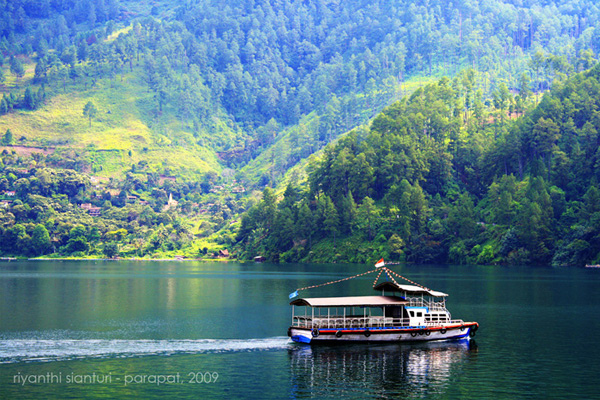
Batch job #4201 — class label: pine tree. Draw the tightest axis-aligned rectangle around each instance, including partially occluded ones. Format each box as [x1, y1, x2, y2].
[34, 60, 47, 83]
[357, 196, 379, 240]
[323, 196, 340, 248]
[2, 129, 13, 145]
[409, 184, 428, 236]
[296, 201, 314, 248]
[83, 101, 98, 127]
[24, 87, 36, 110]
[37, 86, 46, 105]
[9, 57, 25, 83]
[0, 98, 8, 115]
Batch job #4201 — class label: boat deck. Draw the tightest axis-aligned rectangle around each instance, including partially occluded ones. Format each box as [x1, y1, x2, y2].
[292, 316, 465, 330]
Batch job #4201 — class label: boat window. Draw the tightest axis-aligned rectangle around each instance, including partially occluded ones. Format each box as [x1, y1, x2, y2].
[417, 312, 423, 317]
[409, 311, 415, 317]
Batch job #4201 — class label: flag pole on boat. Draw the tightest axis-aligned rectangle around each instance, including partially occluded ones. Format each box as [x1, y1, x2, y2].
[287, 258, 432, 298]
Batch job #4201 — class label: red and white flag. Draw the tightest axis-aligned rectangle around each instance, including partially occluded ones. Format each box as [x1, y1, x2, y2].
[375, 258, 385, 268]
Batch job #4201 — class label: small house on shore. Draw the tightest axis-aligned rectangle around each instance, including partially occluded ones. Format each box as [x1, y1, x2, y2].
[219, 249, 230, 258]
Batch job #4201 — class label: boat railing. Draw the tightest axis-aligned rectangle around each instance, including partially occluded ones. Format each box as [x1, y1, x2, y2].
[407, 298, 447, 311]
[293, 316, 466, 329]
[293, 316, 412, 329]
[424, 319, 464, 327]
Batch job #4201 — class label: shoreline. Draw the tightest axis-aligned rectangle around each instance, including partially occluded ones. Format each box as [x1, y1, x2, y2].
[0, 257, 237, 262]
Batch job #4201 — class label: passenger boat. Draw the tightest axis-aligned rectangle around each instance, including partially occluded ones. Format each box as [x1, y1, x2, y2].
[287, 263, 479, 344]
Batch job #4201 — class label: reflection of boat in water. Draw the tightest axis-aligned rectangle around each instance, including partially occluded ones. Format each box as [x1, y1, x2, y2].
[289, 339, 478, 398]
[288, 264, 479, 344]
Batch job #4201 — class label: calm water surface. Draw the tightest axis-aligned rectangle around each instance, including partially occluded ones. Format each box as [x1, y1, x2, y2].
[1, 261, 599, 399]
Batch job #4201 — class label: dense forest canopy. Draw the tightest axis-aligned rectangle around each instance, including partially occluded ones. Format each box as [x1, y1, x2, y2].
[2, 1, 600, 163]
[236, 64, 600, 267]
[1, 0, 600, 264]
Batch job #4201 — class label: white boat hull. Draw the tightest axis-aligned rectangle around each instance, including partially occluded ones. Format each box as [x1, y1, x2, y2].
[288, 322, 478, 344]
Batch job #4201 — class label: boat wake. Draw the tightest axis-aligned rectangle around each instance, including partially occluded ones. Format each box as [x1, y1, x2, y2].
[0, 337, 292, 364]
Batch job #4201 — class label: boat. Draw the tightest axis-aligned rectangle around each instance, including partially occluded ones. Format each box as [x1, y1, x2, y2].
[287, 262, 479, 344]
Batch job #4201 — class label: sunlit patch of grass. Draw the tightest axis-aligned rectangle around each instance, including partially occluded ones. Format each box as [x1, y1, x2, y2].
[0, 70, 220, 180]
[105, 26, 133, 42]
[0, 61, 35, 92]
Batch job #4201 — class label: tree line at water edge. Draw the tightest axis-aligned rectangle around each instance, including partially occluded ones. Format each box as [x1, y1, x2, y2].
[235, 65, 600, 267]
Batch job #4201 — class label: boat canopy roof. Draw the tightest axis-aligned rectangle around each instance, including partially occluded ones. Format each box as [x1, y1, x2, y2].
[373, 281, 448, 297]
[290, 295, 408, 307]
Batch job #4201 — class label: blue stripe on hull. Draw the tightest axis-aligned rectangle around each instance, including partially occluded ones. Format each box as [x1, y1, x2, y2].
[289, 326, 474, 343]
[291, 335, 311, 344]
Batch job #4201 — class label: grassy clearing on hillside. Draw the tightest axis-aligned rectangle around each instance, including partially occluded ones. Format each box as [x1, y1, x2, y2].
[0, 65, 221, 180]
[0, 61, 35, 92]
[105, 26, 133, 42]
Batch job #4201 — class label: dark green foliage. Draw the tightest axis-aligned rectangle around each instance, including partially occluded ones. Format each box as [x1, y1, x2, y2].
[0, 98, 8, 115]
[23, 87, 36, 110]
[82, 101, 98, 127]
[9, 57, 25, 81]
[0, 0, 599, 193]
[103, 242, 119, 258]
[2, 129, 13, 145]
[3, 0, 600, 266]
[31, 224, 51, 256]
[236, 67, 600, 266]
[0, 153, 237, 259]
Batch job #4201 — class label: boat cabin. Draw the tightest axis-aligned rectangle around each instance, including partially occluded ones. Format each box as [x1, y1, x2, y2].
[290, 281, 452, 330]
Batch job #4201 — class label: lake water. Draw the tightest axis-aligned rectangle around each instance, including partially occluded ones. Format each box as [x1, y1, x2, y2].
[1, 261, 599, 399]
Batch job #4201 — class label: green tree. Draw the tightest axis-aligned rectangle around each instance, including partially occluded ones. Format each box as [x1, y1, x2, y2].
[388, 233, 405, 258]
[34, 60, 48, 83]
[356, 196, 380, 240]
[9, 57, 25, 83]
[296, 201, 315, 248]
[31, 224, 51, 256]
[493, 82, 512, 125]
[0, 98, 8, 115]
[583, 186, 600, 218]
[83, 101, 98, 127]
[103, 242, 120, 258]
[2, 129, 13, 145]
[519, 73, 531, 102]
[24, 87, 36, 110]
[259, 187, 277, 230]
[70, 225, 87, 239]
[66, 237, 90, 254]
[322, 196, 340, 247]
[339, 191, 357, 234]
[531, 117, 560, 167]
[408, 184, 428, 236]
[349, 153, 373, 201]
[448, 193, 477, 239]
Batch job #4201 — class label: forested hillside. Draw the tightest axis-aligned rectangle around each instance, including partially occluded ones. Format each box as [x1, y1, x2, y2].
[1, 0, 600, 262]
[236, 64, 600, 267]
[2, 0, 599, 182]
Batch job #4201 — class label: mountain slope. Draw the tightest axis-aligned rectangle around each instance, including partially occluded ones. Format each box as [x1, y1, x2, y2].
[1, 0, 600, 260]
[235, 65, 600, 267]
